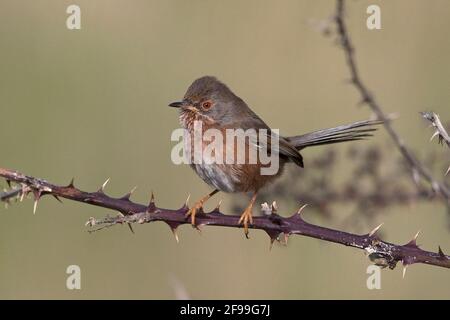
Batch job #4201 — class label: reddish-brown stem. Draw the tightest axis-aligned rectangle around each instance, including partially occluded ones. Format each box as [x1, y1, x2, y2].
[1, 167, 448, 270]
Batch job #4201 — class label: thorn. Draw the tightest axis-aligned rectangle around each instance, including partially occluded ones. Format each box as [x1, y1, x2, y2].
[430, 131, 440, 142]
[446, 166, 450, 176]
[194, 224, 203, 235]
[402, 265, 408, 279]
[405, 230, 421, 248]
[438, 246, 446, 259]
[368, 223, 384, 237]
[265, 230, 280, 250]
[184, 194, 191, 209]
[98, 178, 110, 193]
[33, 199, 38, 214]
[171, 227, 179, 243]
[147, 191, 156, 213]
[165, 221, 181, 242]
[297, 204, 308, 215]
[67, 178, 75, 188]
[127, 223, 135, 234]
[269, 237, 275, 251]
[53, 195, 63, 203]
[6, 180, 11, 188]
[122, 186, 137, 200]
[213, 199, 222, 212]
[32, 190, 41, 215]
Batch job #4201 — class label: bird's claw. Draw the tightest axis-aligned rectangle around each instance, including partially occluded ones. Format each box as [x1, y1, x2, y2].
[238, 207, 253, 238]
[186, 201, 204, 226]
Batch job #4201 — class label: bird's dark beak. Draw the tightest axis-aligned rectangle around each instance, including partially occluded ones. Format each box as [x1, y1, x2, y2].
[168, 101, 185, 108]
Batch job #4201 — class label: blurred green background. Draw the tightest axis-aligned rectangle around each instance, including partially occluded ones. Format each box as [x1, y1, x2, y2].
[0, 0, 449, 299]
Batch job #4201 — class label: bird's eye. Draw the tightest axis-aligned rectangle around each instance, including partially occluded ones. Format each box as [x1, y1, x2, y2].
[202, 101, 212, 110]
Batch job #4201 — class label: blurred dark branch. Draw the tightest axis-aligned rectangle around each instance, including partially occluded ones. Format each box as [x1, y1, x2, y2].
[254, 147, 444, 227]
[1, 167, 449, 271]
[334, 0, 450, 201]
[1, 187, 23, 202]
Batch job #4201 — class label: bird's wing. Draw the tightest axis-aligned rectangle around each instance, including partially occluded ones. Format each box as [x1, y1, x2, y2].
[232, 113, 304, 168]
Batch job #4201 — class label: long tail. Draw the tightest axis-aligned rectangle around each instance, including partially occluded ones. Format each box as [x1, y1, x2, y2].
[287, 119, 383, 150]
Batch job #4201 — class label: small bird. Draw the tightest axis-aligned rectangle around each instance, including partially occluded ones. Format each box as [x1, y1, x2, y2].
[169, 76, 380, 236]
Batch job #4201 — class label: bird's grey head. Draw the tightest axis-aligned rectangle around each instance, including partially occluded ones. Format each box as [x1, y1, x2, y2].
[168, 76, 246, 125]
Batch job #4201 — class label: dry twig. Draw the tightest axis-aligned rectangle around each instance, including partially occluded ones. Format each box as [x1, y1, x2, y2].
[334, 0, 450, 200]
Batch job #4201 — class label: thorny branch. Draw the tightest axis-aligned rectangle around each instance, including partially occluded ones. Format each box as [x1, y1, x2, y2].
[334, 0, 450, 201]
[0, 0, 449, 277]
[0, 167, 449, 273]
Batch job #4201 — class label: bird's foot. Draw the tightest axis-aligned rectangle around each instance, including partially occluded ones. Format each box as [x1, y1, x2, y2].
[238, 204, 254, 238]
[186, 199, 205, 226]
[186, 190, 218, 226]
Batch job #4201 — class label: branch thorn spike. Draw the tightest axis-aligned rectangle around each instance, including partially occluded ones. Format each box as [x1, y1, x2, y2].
[33, 199, 38, 215]
[53, 195, 63, 203]
[1, 165, 450, 270]
[19, 188, 26, 202]
[98, 178, 110, 193]
[193, 223, 203, 235]
[213, 199, 222, 212]
[127, 223, 135, 234]
[147, 191, 156, 212]
[32, 190, 41, 215]
[6, 179, 11, 188]
[269, 239, 275, 251]
[171, 227, 180, 244]
[438, 246, 446, 259]
[368, 223, 384, 237]
[182, 194, 191, 209]
[265, 230, 280, 250]
[67, 178, 75, 188]
[446, 166, 450, 176]
[122, 186, 137, 200]
[405, 230, 421, 248]
[430, 131, 440, 142]
[402, 264, 408, 279]
[297, 203, 308, 215]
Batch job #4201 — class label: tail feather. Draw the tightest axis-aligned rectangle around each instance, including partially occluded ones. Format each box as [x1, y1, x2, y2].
[287, 119, 382, 150]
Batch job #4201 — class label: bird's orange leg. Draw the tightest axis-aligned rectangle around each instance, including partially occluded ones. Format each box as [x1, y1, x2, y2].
[186, 189, 219, 226]
[238, 193, 257, 237]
